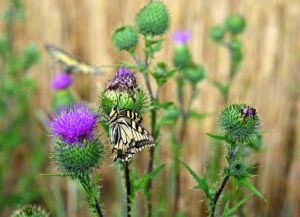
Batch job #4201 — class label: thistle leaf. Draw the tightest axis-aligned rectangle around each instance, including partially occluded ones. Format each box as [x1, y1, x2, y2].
[239, 178, 265, 200]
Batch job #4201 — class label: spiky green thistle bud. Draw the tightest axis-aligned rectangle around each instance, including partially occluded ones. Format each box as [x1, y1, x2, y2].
[100, 90, 146, 115]
[52, 139, 104, 177]
[183, 64, 206, 84]
[173, 44, 191, 68]
[11, 205, 48, 217]
[99, 67, 147, 115]
[135, 1, 169, 36]
[210, 26, 225, 42]
[112, 26, 139, 51]
[218, 104, 260, 143]
[228, 159, 248, 179]
[225, 14, 246, 34]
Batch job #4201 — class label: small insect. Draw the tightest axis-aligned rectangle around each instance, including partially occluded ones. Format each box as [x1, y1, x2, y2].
[104, 106, 154, 162]
[45, 44, 102, 75]
[241, 106, 256, 121]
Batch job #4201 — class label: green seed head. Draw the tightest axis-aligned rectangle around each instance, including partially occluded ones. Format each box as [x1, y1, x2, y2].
[11, 205, 48, 217]
[112, 26, 138, 51]
[225, 14, 246, 34]
[228, 159, 248, 179]
[210, 26, 225, 42]
[52, 139, 104, 177]
[136, 1, 170, 36]
[218, 104, 260, 143]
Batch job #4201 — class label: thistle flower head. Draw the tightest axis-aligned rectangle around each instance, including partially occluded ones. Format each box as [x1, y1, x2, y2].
[172, 31, 191, 44]
[11, 205, 48, 217]
[52, 138, 104, 177]
[51, 72, 72, 90]
[218, 104, 260, 143]
[106, 67, 137, 93]
[49, 104, 97, 145]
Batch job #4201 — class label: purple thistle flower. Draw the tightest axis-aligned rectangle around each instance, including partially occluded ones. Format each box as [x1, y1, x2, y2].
[172, 31, 191, 44]
[49, 104, 97, 145]
[51, 72, 72, 90]
[106, 67, 137, 92]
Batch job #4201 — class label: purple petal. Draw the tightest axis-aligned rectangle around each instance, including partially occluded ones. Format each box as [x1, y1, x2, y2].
[172, 31, 191, 44]
[51, 72, 72, 90]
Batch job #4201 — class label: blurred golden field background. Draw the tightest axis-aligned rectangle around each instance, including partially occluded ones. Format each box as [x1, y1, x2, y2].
[1, 0, 300, 216]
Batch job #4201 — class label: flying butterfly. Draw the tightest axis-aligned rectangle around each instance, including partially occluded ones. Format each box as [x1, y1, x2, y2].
[45, 44, 102, 75]
[104, 106, 154, 162]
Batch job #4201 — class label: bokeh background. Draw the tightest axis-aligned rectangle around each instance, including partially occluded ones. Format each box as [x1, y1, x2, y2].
[1, 0, 300, 216]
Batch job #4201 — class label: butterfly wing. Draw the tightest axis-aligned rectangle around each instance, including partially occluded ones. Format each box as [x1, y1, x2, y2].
[110, 117, 154, 161]
[45, 44, 102, 75]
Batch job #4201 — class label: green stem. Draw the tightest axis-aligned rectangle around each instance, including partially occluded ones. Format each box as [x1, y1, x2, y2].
[124, 162, 132, 217]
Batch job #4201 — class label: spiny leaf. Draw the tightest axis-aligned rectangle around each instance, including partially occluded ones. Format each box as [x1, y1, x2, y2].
[179, 159, 209, 195]
[135, 164, 165, 191]
[189, 111, 212, 120]
[222, 193, 253, 217]
[206, 133, 228, 142]
[239, 178, 265, 200]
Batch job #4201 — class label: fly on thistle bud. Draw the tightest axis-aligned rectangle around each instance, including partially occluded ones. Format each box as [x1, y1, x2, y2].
[218, 104, 260, 143]
[172, 31, 192, 68]
[112, 26, 139, 51]
[99, 67, 147, 115]
[11, 205, 49, 217]
[136, 1, 169, 36]
[48, 104, 104, 177]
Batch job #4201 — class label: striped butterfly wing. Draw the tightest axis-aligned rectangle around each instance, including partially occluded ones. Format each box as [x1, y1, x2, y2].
[110, 116, 154, 162]
[118, 109, 143, 124]
[45, 44, 102, 75]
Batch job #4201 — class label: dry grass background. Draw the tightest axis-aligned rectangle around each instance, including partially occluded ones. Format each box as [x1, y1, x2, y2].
[1, 0, 300, 216]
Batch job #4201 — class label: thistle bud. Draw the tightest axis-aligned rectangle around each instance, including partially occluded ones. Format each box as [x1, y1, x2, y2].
[228, 159, 248, 179]
[172, 31, 192, 68]
[136, 1, 169, 36]
[112, 26, 138, 51]
[225, 14, 246, 34]
[218, 104, 260, 143]
[99, 67, 147, 115]
[210, 26, 225, 42]
[11, 205, 48, 217]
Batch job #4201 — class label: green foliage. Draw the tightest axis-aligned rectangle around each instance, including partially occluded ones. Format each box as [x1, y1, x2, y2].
[99, 89, 147, 115]
[136, 1, 169, 36]
[113, 26, 139, 51]
[52, 139, 104, 178]
[218, 104, 260, 142]
[222, 194, 253, 217]
[151, 62, 176, 87]
[238, 178, 265, 200]
[11, 205, 49, 217]
[225, 14, 246, 34]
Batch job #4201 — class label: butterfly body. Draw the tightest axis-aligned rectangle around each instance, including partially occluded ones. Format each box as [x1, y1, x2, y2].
[45, 44, 102, 75]
[107, 106, 154, 161]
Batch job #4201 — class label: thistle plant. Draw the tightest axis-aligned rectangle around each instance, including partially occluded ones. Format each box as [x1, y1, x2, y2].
[109, 1, 171, 216]
[48, 104, 104, 217]
[181, 104, 264, 216]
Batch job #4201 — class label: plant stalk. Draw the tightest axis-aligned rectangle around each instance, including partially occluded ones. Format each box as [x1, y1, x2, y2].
[124, 161, 132, 217]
